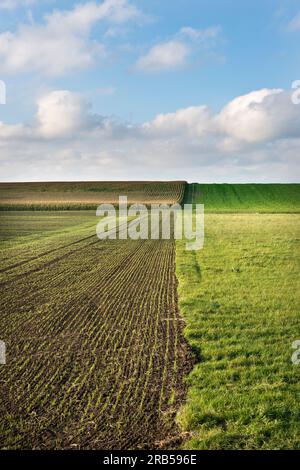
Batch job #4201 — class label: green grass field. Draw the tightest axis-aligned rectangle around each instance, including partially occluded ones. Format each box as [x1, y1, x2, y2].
[176, 213, 300, 449]
[0, 211, 96, 241]
[184, 183, 300, 213]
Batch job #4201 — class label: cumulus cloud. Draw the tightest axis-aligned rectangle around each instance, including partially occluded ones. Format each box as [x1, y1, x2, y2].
[0, 88, 299, 181]
[0, 0, 143, 76]
[0, 122, 28, 139]
[36, 90, 101, 138]
[140, 88, 300, 181]
[143, 88, 300, 147]
[143, 105, 212, 137]
[217, 88, 300, 143]
[0, 90, 102, 140]
[135, 25, 221, 72]
[136, 40, 190, 72]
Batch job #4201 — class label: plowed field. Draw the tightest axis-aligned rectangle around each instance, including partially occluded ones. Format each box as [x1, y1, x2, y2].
[0, 211, 192, 449]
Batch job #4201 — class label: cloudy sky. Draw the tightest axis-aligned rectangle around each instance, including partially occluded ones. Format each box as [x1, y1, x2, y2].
[0, 0, 299, 182]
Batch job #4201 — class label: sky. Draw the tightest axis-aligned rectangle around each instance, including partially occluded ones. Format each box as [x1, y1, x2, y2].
[0, 0, 299, 182]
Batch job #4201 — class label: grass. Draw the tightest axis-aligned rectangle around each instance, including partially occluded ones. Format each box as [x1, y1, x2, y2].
[184, 183, 300, 213]
[0, 211, 96, 241]
[176, 213, 300, 449]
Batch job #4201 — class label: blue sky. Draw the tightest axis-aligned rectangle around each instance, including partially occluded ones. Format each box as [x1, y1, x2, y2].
[0, 0, 299, 182]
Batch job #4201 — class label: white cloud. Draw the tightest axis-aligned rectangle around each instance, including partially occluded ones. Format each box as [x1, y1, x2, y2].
[142, 88, 300, 145]
[0, 88, 299, 182]
[0, 89, 104, 140]
[36, 90, 100, 138]
[135, 25, 221, 72]
[287, 11, 300, 31]
[0, 122, 28, 139]
[143, 105, 212, 137]
[136, 40, 190, 72]
[217, 88, 300, 143]
[0, 0, 143, 76]
[179, 26, 221, 43]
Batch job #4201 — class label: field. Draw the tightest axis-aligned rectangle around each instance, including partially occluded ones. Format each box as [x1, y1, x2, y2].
[184, 183, 300, 213]
[0, 182, 299, 450]
[0, 182, 190, 450]
[0, 209, 193, 449]
[0, 181, 185, 210]
[176, 213, 300, 449]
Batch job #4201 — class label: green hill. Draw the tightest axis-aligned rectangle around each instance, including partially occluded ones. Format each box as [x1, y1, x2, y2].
[184, 183, 300, 213]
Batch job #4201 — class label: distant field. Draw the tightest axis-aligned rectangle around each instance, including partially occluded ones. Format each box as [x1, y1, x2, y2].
[1, 182, 299, 212]
[176, 213, 300, 449]
[184, 183, 300, 213]
[0, 181, 185, 210]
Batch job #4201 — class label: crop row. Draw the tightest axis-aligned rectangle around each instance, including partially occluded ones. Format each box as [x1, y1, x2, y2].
[0, 181, 186, 210]
[0, 217, 191, 449]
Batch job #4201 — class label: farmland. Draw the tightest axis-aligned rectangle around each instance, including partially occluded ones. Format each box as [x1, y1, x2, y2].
[0, 181, 185, 210]
[0, 182, 190, 450]
[0, 209, 192, 449]
[185, 183, 300, 213]
[0, 181, 299, 450]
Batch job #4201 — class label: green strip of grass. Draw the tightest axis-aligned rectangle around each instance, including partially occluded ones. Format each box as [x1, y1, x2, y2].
[184, 183, 300, 213]
[176, 214, 300, 449]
